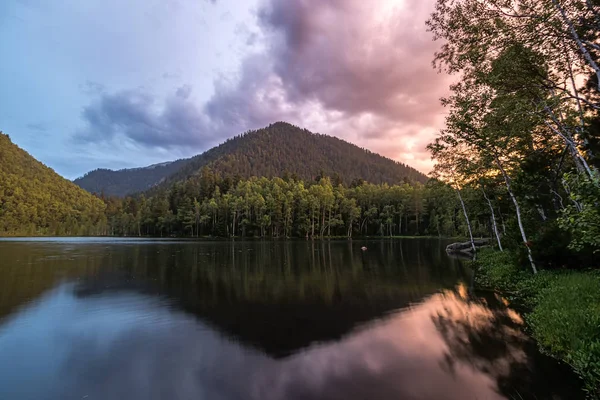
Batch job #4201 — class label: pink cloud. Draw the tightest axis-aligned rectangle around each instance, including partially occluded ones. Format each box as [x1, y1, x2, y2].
[243, 0, 452, 173]
[80, 0, 452, 174]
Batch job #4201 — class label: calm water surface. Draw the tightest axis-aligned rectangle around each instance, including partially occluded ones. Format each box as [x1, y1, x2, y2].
[0, 238, 583, 399]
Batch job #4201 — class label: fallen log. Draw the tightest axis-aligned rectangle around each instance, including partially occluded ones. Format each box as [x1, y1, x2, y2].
[446, 239, 490, 253]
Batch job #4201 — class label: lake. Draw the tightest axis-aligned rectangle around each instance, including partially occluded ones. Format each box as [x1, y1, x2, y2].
[0, 238, 583, 399]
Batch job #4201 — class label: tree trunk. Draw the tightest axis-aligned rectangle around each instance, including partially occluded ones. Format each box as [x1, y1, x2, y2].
[321, 207, 326, 237]
[455, 187, 476, 254]
[416, 212, 419, 234]
[494, 155, 537, 274]
[482, 188, 503, 252]
[563, 40, 594, 159]
[544, 117, 594, 177]
[536, 206, 548, 222]
[553, 0, 600, 92]
[398, 214, 402, 235]
[232, 211, 236, 237]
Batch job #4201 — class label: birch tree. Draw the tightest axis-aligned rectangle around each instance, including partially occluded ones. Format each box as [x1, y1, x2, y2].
[428, 0, 599, 180]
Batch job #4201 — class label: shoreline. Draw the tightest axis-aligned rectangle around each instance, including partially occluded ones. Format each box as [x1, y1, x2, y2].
[473, 250, 600, 397]
[0, 234, 467, 240]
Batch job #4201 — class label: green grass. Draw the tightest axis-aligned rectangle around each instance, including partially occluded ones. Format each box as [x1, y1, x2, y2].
[474, 250, 600, 397]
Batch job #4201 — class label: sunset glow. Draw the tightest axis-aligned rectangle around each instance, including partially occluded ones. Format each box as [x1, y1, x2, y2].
[0, 0, 450, 178]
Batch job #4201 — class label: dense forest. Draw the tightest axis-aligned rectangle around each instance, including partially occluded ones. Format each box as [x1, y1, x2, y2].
[101, 166, 501, 240]
[75, 122, 427, 197]
[0, 132, 106, 236]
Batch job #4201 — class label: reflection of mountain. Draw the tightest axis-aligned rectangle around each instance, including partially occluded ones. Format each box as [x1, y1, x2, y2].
[70, 240, 466, 356]
[0, 282, 583, 399]
[0, 239, 464, 354]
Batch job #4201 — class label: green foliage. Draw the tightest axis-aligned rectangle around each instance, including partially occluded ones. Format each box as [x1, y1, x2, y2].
[559, 173, 600, 254]
[0, 132, 106, 236]
[473, 249, 522, 290]
[99, 172, 496, 239]
[75, 122, 428, 197]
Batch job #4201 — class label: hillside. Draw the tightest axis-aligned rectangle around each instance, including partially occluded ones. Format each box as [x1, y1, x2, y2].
[75, 122, 427, 196]
[0, 132, 106, 236]
[74, 159, 190, 197]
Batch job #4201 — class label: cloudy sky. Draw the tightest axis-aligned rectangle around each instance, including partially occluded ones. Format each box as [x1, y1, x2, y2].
[1, 0, 452, 179]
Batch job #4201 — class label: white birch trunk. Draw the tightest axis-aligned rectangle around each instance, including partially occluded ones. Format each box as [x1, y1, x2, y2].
[494, 155, 537, 274]
[562, 39, 596, 161]
[544, 118, 594, 178]
[455, 187, 476, 254]
[482, 188, 503, 252]
[536, 206, 548, 221]
[553, 0, 600, 92]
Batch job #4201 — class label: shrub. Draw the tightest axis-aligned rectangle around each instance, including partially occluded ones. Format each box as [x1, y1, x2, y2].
[558, 173, 600, 255]
[530, 220, 579, 269]
[474, 249, 522, 290]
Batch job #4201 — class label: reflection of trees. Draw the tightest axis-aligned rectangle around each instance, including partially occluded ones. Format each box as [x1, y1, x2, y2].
[432, 288, 583, 399]
[72, 240, 466, 305]
[71, 240, 465, 357]
[0, 243, 106, 320]
[1, 239, 469, 356]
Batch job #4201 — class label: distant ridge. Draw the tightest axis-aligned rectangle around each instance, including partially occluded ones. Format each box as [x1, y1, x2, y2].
[74, 158, 190, 197]
[75, 122, 428, 197]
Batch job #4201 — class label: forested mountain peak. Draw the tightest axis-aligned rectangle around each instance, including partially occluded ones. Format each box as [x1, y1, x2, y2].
[75, 122, 427, 197]
[0, 132, 106, 235]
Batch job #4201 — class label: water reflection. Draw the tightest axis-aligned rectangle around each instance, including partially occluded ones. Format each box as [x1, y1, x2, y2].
[0, 239, 465, 356]
[0, 282, 580, 400]
[0, 239, 584, 399]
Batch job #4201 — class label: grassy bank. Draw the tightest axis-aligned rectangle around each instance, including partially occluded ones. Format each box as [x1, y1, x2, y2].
[474, 250, 600, 397]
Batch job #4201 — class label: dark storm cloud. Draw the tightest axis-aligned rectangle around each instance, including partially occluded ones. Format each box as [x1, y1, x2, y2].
[76, 0, 450, 171]
[76, 86, 210, 148]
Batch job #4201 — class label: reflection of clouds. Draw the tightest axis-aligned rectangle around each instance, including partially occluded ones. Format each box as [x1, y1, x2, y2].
[255, 288, 507, 400]
[0, 284, 541, 400]
[0, 285, 269, 400]
[432, 289, 528, 382]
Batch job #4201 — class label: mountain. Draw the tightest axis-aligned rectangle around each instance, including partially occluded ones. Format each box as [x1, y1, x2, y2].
[74, 159, 190, 198]
[75, 122, 428, 197]
[0, 132, 106, 236]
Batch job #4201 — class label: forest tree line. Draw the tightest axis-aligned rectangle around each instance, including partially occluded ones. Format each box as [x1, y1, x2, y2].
[100, 167, 498, 240]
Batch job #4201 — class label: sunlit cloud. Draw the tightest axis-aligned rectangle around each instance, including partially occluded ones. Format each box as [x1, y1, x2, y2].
[75, 0, 451, 174]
